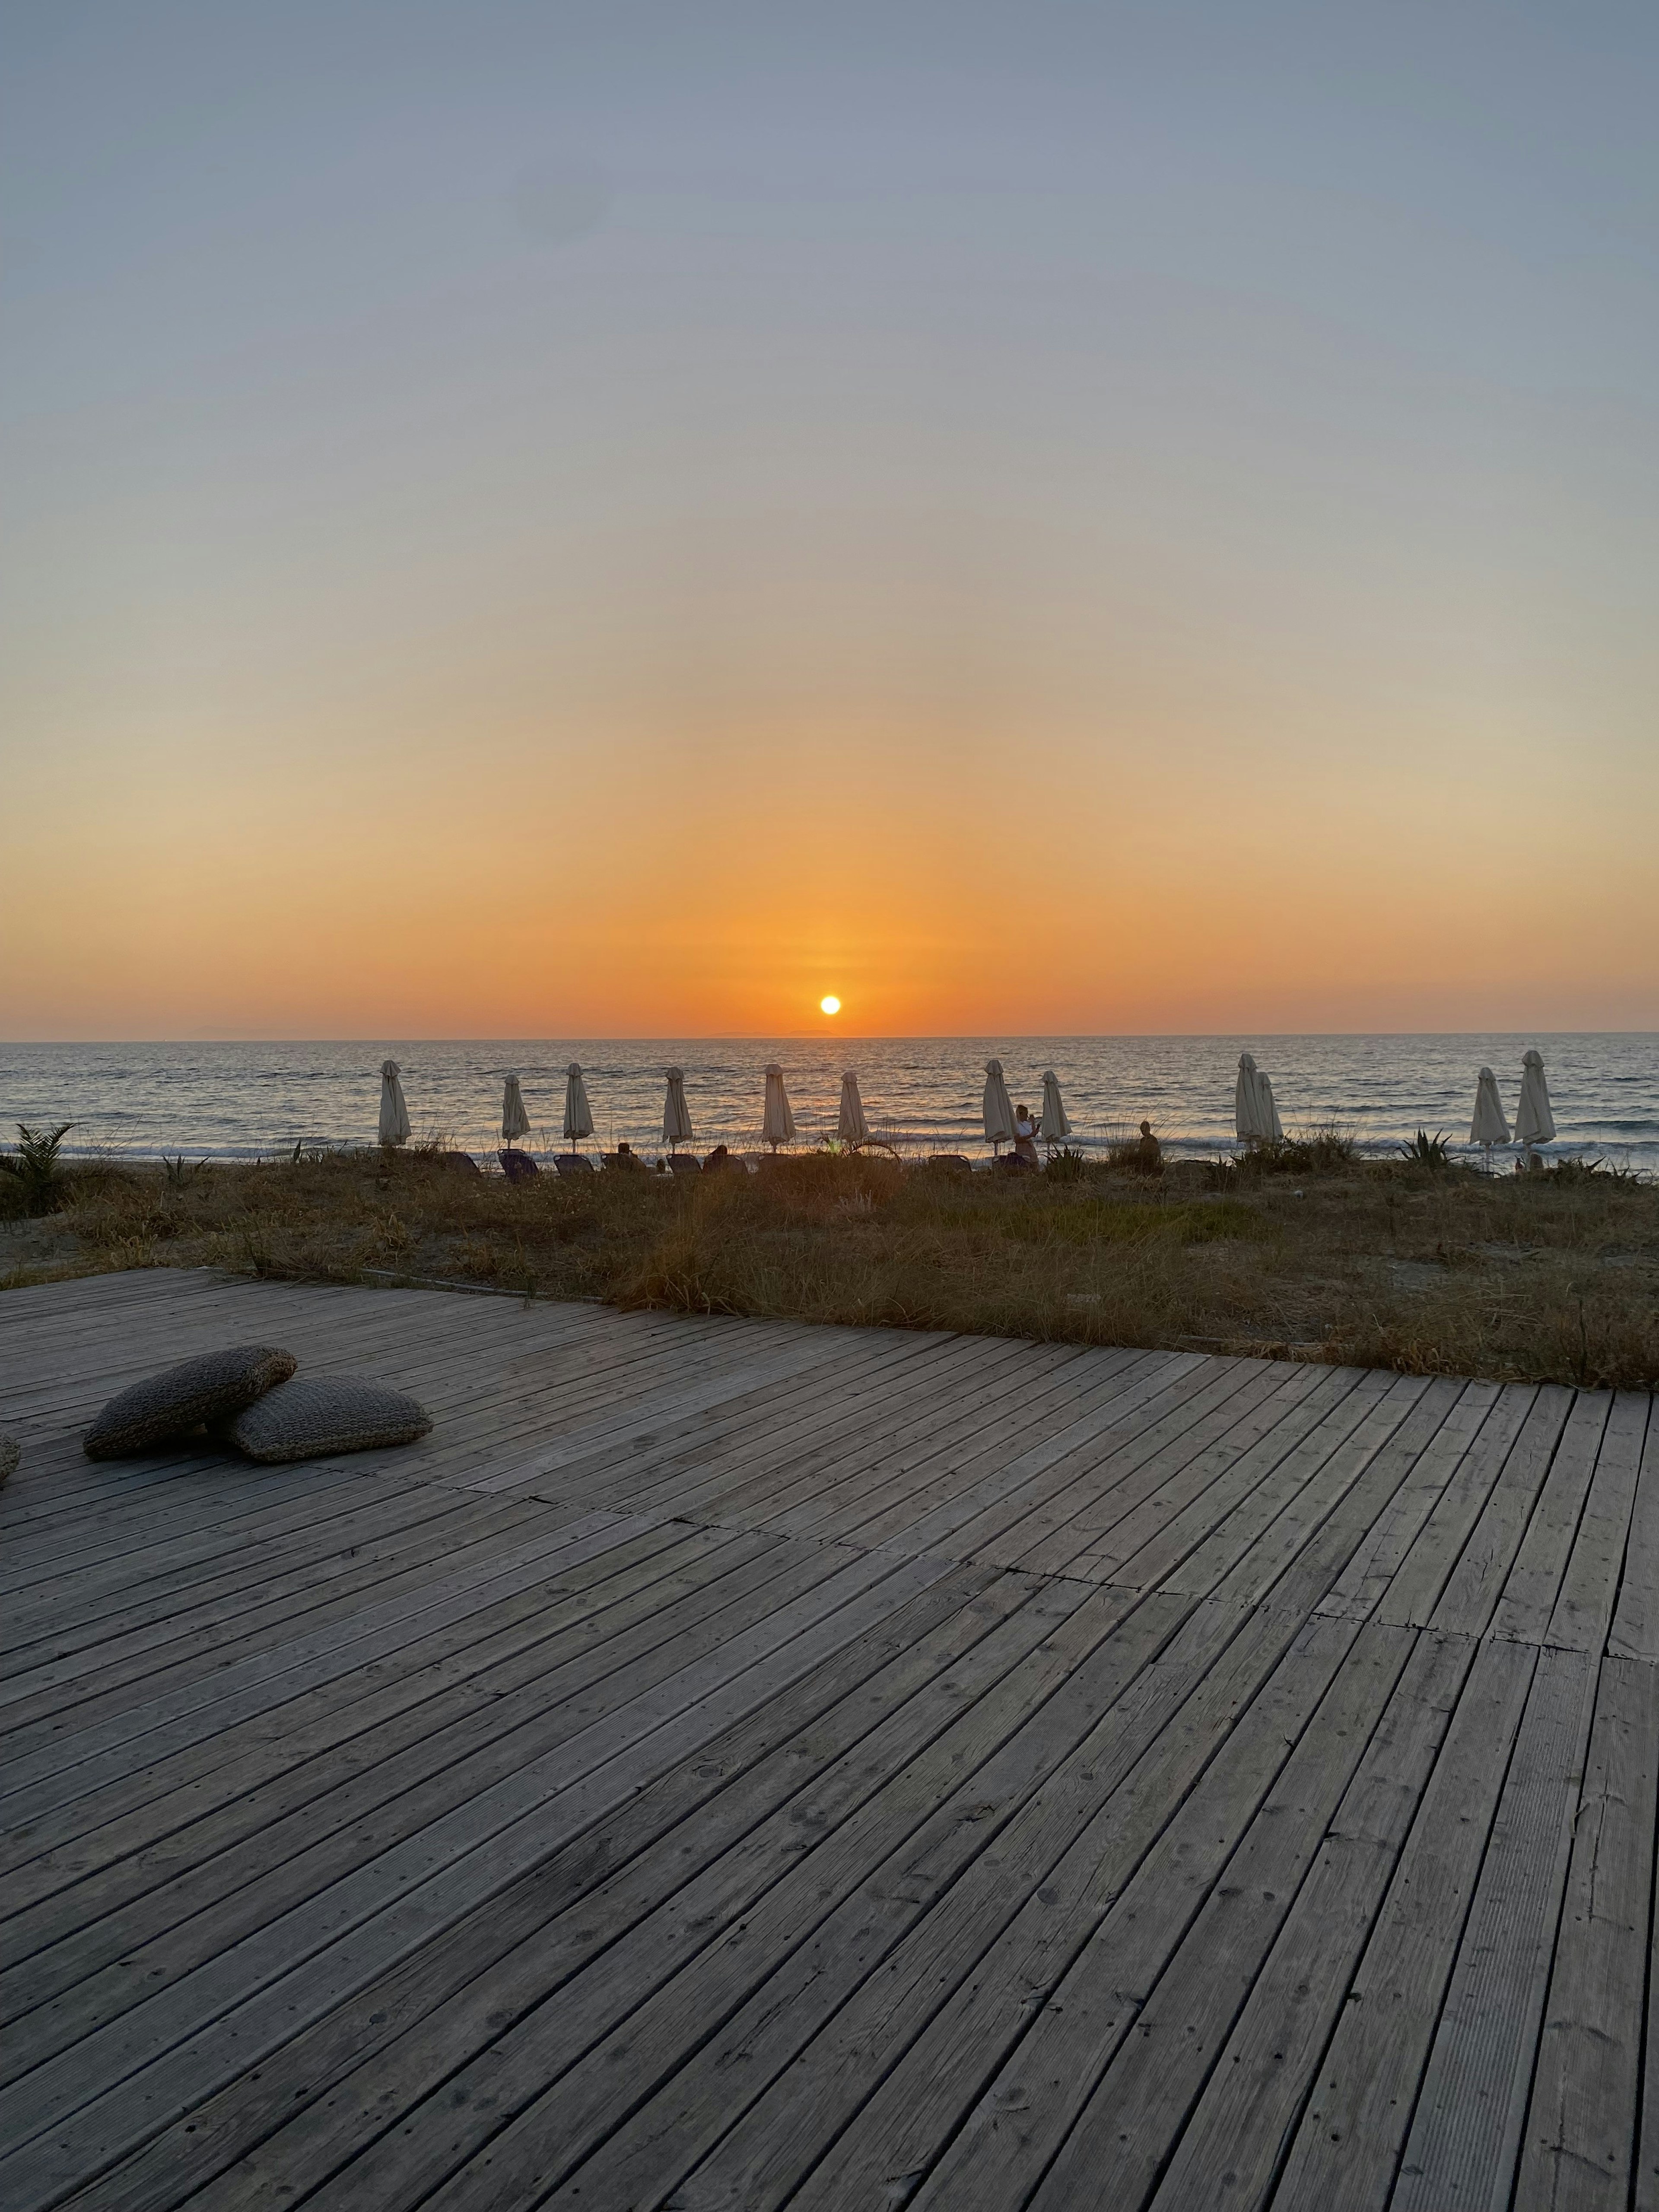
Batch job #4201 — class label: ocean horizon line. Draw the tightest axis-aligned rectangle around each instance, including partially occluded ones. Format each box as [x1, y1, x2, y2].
[5, 1027, 1657, 1049]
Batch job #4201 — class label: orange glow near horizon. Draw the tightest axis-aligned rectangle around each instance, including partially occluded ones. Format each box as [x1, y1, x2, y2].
[3, 685, 1656, 1039]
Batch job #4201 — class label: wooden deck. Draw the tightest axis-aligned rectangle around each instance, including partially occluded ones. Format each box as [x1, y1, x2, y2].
[1, 1268, 1656, 2212]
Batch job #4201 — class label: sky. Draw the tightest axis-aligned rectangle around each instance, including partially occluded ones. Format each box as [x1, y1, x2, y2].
[2, 0, 1656, 1039]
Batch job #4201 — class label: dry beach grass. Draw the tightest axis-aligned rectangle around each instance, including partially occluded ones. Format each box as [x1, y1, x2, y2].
[4, 1136, 1656, 1390]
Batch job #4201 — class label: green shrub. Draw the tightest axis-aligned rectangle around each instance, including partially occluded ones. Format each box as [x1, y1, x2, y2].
[0, 1123, 73, 1217]
[1235, 1124, 1359, 1178]
[1541, 1155, 1630, 1186]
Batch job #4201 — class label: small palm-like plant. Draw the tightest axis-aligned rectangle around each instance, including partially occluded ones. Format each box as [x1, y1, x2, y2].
[1044, 1146, 1092, 1183]
[1543, 1154, 1621, 1185]
[0, 1122, 74, 1215]
[1399, 1128, 1452, 1169]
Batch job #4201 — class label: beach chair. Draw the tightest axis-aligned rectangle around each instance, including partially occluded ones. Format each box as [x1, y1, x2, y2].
[667, 1154, 700, 1176]
[499, 1148, 540, 1182]
[924, 1154, 973, 1176]
[553, 1155, 594, 1177]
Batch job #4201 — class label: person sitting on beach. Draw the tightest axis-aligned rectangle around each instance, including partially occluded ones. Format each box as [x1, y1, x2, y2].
[702, 1144, 735, 1173]
[1136, 1120, 1162, 1173]
[1012, 1106, 1041, 1169]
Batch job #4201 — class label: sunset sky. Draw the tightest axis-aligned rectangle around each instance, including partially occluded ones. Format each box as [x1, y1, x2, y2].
[3, 1, 1656, 1039]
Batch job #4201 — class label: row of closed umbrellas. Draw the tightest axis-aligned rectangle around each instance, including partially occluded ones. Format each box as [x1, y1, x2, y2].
[1235, 1049, 1557, 1150]
[376, 1057, 1072, 1154]
[375, 1049, 1560, 1156]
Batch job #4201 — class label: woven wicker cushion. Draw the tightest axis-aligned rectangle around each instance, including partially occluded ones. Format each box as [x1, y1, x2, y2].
[0, 1435, 18, 1487]
[224, 1376, 432, 1463]
[83, 1344, 298, 1459]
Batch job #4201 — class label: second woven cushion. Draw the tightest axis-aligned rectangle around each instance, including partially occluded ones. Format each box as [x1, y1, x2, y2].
[222, 1377, 432, 1463]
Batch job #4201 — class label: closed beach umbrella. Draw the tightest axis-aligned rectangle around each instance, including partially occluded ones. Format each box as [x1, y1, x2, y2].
[1234, 1052, 1283, 1144]
[1259, 1073, 1284, 1144]
[838, 1071, 869, 1144]
[562, 1063, 594, 1147]
[1469, 1068, 1510, 1147]
[501, 1074, 530, 1145]
[1515, 1049, 1556, 1150]
[662, 1067, 694, 1150]
[982, 1058, 1015, 1151]
[763, 1064, 797, 1150]
[1234, 1053, 1261, 1141]
[378, 1059, 410, 1147]
[1039, 1069, 1071, 1148]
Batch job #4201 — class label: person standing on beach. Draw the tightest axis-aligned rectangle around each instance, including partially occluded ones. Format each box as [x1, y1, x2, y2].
[1136, 1120, 1162, 1172]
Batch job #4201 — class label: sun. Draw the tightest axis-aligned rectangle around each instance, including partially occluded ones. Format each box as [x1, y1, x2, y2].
[819, 995, 842, 1017]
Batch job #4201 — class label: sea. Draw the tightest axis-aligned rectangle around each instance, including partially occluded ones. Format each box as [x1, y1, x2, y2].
[2, 1036, 1656, 1176]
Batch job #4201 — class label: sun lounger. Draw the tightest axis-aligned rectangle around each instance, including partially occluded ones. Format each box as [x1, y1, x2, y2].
[553, 1154, 595, 1176]
[924, 1154, 973, 1175]
[667, 1154, 701, 1176]
[499, 1148, 540, 1182]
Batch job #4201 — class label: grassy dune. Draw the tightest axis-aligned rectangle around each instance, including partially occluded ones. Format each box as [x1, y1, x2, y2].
[6, 1139, 1657, 1390]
